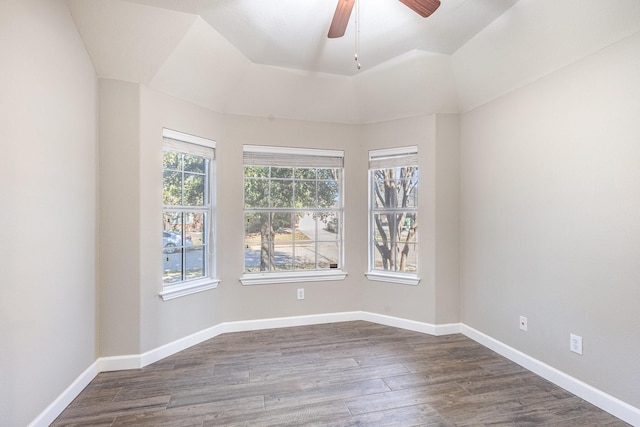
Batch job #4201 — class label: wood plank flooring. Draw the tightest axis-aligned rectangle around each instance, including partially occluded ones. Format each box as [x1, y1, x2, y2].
[52, 321, 629, 426]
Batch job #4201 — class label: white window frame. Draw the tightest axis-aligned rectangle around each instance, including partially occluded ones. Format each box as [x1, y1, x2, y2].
[366, 146, 420, 286]
[240, 145, 347, 285]
[160, 128, 219, 300]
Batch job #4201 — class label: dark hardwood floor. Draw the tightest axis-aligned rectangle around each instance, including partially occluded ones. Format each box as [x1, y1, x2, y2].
[52, 321, 629, 426]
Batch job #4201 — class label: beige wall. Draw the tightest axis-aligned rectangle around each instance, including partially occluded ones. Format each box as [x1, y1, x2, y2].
[12, 0, 640, 423]
[98, 79, 142, 356]
[460, 32, 640, 408]
[361, 116, 437, 321]
[95, 84, 461, 355]
[136, 87, 369, 352]
[435, 114, 460, 324]
[0, 0, 98, 425]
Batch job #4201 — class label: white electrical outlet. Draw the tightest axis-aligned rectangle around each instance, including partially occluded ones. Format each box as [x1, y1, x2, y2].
[570, 333, 583, 355]
[519, 316, 528, 331]
[297, 288, 304, 300]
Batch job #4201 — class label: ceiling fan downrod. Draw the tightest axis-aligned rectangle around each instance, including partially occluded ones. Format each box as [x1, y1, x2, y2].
[354, 0, 361, 70]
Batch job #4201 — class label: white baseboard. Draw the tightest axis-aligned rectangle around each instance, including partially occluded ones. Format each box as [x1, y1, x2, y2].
[97, 312, 364, 372]
[360, 311, 460, 336]
[28, 361, 98, 427]
[32, 313, 639, 427]
[461, 324, 640, 427]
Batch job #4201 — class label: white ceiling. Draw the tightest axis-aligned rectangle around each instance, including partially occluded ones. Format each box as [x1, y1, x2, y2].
[65, 0, 640, 123]
[84, 0, 519, 76]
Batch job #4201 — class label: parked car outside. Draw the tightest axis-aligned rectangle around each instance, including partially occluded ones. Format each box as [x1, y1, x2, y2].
[163, 231, 192, 253]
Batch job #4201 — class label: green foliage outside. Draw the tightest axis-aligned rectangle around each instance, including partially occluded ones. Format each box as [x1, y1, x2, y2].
[244, 166, 341, 271]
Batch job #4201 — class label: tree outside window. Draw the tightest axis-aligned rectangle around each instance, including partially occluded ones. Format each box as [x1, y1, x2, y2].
[162, 137, 214, 286]
[369, 147, 418, 276]
[243, 146, 343, 274]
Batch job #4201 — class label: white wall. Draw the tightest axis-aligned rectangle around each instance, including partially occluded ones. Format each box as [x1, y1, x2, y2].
[460, 31, 640, 408]
[0, 0, 98, 425]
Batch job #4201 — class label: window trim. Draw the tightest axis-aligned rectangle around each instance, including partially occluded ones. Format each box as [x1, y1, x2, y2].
[365, 271, 420, 286]
[160, 278, 221, 301]
[240, 270, 347, 286]
[160, 128, 218, 300]
[367, 145, 420, 285]
[242, 145, 346, 282]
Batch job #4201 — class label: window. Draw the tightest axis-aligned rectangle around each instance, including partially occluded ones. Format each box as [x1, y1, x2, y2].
[367, 146, 420, 285]
[160, 129, 218, 300]
[241, 145, 346, 285]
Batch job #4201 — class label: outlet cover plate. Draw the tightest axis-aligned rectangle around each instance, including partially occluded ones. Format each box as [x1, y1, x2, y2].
[570, 333, 583, 355]
[519, 316, 528, 331]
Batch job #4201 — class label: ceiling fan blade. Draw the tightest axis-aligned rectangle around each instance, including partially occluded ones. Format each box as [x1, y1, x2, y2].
[399, 0, 441, 18]
[328, 0, 355, 38]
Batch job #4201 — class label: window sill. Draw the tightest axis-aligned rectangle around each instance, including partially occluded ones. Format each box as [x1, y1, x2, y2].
[159, 278, 220, 301]
[240, 270, 348, 286]
[365, 272, 420, 286]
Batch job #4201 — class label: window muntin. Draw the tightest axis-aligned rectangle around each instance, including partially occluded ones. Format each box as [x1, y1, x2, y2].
[162, 132, 214, 288]
[243, 146, 343, 275]
[369, 147, 418, 276]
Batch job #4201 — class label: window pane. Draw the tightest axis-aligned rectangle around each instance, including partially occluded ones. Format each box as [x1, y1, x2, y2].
[185, 212, 205, 245]
[185, 246, 205, 280]
[271, 167, 293, 178]
[399, 213, 417, 243]
[316, 168, 338, 180]
[294, 181, 316, 208]
[372, 214, 391, 242]
[245, 212, 267, 237]
[163, 171, 182, 206]
[387, 213, 399, 238]
[294, 241, 317, 270]
[163, 141, 213, 288]
[372, 245, 388, 271]
[163, 151, 182, 170]
[369, 160, 418, 276]
[245, 166, 269, 178]
[397, 243, 417, 273]
[163, 249, 183, 285]
[317, 242, 339, 269]
[184, 155, 205, 173]
[294, 168, 316, 179]
[244, 212, 272, 272]
[295, 212, 316, 241]
[320, 214, 339, 240]
[244, 178, 269, 208]
[270, 179, 293, 207]
[184, 173, 205, 206]
[244, 247, 260, 273]
[318, 180, 339, 208]
[404, 187, 418, 208]
[273, 212, 293, 235]
[372, 178, 387, 209]
[242, 150, 343, 275]
[273, 243, 293, 271]
[164, 212, 183, 237]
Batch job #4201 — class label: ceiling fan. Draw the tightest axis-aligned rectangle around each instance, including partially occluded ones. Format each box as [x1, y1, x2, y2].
[328, 0, 441, 38]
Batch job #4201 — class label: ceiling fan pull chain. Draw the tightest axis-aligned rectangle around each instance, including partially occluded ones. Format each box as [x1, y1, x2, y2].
[355, 0, 361, 69]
